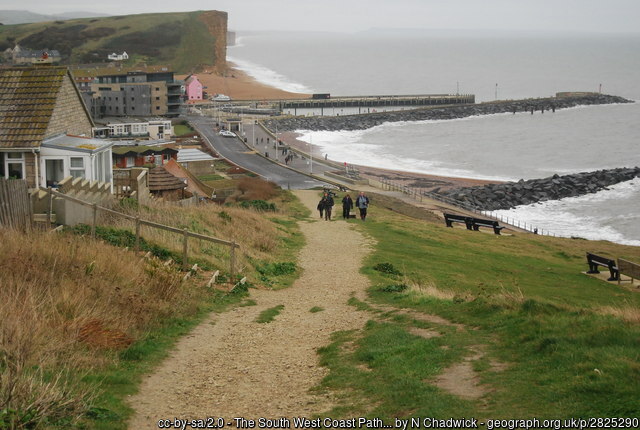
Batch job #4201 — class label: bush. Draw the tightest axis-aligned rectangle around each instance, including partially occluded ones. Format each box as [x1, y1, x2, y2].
[257, 262, 297, 276]
[239, 200, 276, 212]
[379, 284, 408, 293]
[373, 262, 402, 276]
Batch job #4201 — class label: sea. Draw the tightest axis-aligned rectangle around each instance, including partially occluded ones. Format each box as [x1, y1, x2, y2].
[228, 30, 640, 245]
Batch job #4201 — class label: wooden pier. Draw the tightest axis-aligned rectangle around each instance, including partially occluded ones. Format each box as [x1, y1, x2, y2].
[278, 93, 475, 112]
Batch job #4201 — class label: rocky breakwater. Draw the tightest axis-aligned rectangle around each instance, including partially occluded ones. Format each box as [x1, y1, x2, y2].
[265, 94, 632, 132]
[433, 167, 640, 211]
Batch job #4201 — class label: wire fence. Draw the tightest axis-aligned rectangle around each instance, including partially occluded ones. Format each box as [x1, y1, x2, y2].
[379, 178, 556, 237]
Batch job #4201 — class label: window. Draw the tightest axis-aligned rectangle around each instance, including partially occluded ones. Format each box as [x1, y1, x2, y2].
[156, 97, 160, 100]
[156, 106, 160, 110]
[156, 87, 160, 91]
[69, 157, 85, 179]
[4, 152, 25, 180]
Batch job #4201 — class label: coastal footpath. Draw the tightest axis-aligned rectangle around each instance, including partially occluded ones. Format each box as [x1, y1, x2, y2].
[433, 167, 640, 211]
[264, 93, 632, 132]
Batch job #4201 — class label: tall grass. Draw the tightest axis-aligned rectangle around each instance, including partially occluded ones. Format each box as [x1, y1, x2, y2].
[0, 229, 197, 428]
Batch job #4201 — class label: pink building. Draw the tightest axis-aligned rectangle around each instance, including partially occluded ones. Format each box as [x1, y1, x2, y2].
[184, 75, 203, 102]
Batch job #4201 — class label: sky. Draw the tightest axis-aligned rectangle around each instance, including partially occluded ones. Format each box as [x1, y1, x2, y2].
[2, 0, 640, 33]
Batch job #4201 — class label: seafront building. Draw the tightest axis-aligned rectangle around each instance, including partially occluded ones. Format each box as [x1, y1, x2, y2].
[72, 65, 183, 119]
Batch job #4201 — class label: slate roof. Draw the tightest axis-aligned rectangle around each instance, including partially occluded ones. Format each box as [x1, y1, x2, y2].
[0, 66, 67, 149]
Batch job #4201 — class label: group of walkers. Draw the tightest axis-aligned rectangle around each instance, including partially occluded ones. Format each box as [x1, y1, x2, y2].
[317, 190, 370, 221]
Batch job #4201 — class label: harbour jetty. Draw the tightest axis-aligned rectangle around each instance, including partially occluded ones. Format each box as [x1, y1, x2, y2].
[277, 93, 475, 113]
[264, 93, 631, 132]
[433, 167, 640, 211]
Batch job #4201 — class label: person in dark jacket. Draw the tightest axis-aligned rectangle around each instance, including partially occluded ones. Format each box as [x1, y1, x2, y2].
[321, 192, 334, 221]
[355, 191, 370, 221]
[317, 198, 324, 219]
[341, 194, 353, 219]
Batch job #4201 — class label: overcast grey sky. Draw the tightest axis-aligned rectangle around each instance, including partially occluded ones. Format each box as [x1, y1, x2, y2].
[3, 0, 640, 33]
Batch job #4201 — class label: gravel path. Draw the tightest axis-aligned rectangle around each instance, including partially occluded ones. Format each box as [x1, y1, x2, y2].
[128, 190, 373, 428]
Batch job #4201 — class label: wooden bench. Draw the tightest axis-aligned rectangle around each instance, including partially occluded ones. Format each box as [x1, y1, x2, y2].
[444, 213, 504, 235]
[617, 258, 640, 286]
[470, 218, 505, 235]
[444, 213, 474, 230]
[586, 252, 619, 281]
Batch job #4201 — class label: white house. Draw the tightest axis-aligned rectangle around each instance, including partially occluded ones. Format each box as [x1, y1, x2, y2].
[107, 51, 129, 61]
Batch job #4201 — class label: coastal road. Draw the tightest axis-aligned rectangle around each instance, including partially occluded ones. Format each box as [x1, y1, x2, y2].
[187, 115, 328, 190]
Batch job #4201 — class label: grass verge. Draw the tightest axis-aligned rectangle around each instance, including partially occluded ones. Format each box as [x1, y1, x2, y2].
[255, 305, 285, 324]
[315, 194, 640, 420]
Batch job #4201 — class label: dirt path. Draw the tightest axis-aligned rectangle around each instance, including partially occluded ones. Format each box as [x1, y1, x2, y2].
[128, 191, 373, 428]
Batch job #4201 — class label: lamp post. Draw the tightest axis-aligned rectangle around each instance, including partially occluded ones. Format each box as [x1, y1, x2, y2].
[309, 133, 313, 174]
[275, 122, 278, 161]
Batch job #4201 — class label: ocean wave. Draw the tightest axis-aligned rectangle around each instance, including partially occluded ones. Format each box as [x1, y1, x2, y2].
[226, 56, 314, 94]
[295, 129, 513, 181]
[493, 180, 640, 245]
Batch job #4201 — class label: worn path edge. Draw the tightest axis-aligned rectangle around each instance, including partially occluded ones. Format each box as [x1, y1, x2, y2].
[127, 190, 374, 428]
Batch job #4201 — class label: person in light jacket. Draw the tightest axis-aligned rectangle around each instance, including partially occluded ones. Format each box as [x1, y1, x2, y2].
[355, 191, 370, 221]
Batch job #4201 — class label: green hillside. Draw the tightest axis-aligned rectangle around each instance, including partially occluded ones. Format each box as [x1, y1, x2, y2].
[0, 10, 223, 73]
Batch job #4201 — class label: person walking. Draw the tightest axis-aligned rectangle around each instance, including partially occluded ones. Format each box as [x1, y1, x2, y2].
[355, 191, 370, 221]
[321, 192, 334, 221]
[341, 193, 353, 219]
[317, 197, 325, 219]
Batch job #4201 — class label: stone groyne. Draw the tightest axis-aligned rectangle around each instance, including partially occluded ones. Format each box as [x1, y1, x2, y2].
[265, 94, 632, 132]
[433, 167, 640, 211]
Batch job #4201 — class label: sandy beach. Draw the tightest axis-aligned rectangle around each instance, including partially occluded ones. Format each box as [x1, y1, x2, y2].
[279, 131, 501, 191]
[176, 63, 310, 101]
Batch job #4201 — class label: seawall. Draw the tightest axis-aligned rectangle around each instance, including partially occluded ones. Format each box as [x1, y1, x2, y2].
[434, 167, 640, 211]
[264, 93, 632, 132]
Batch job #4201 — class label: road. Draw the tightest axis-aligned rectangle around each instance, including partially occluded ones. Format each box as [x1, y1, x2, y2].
[187, 115, 329, 190]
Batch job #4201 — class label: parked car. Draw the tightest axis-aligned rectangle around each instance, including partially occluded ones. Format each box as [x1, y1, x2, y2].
[219, 130, 235, 137]
[212, 94, 231, 101]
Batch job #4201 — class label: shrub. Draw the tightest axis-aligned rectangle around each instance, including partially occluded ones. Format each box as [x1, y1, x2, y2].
[373, 262, 402, 276]
[379, 284, 409, 293]
[239, 200, 276, 212]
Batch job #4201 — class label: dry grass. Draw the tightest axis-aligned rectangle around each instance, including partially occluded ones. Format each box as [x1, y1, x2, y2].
[111, 197, 283, 277]
[407, 279, 459, 301]
[599, 304, 640, 324]
[0, 228, 197, 428]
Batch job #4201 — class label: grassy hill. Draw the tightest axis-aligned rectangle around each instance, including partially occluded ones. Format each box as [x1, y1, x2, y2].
[2, 184, 639, 427]
[0, 10, 227, 73]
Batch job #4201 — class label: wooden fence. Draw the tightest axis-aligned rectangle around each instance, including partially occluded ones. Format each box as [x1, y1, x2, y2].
[43, 187, 239, 276]
[379, 178, 556, 237]
[0, 178, 31, 230]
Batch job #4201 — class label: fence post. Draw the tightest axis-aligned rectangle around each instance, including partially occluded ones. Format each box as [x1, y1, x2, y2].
[230, 242, 237, 280]
[91, 203, 97, 239]
[182, 228, 189, 271]
[135, 216, 141, 252]
[47, 187, 53, 225]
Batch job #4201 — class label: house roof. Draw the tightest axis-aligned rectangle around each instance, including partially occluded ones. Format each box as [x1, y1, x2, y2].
[177, 148, 217, 163]
[112, 145, 178, 156]
[148, 165, 187, 191]
[41, 134, 114, 153]
[0, 66, 92, 149]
